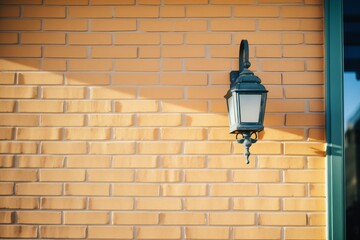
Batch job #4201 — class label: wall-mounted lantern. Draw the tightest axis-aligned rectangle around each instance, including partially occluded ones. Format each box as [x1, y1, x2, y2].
[224, 40, 268, 164]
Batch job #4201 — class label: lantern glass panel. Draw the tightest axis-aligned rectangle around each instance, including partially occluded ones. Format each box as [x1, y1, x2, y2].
[227, 95, 236, 126]
[239, 94, 261, 123]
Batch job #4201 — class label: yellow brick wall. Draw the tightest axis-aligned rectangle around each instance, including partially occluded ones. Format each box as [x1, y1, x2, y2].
[0, 0, 325, 239]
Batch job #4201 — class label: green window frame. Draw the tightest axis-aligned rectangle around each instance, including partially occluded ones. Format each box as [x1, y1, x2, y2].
[325, 0, 345, 239]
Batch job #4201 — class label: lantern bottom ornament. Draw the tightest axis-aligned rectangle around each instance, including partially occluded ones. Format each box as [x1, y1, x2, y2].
[236, 132, 258, 164]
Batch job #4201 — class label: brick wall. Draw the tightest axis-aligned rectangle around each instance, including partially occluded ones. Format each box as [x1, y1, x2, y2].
[0, 0, 325, 239]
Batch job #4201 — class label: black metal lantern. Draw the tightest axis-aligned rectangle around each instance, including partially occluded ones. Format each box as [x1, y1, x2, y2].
[224, 40, 268, 164]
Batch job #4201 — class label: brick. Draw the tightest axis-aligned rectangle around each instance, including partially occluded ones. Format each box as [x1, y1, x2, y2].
[186, 227, 230, 240]
[138, 0, 160, 4]
[284, 45, 323, 58]
[309, 213, 326, 226]
[234, 227, 281, 240]
[234, 198, 280, 211]
[17, 211, 61, 224]
[138, 114, 182, 126]
[309, 100, 325, 112]
[211, 19, 256, 31]
[19, 73, 63, 85]
[114, 128, 158, 141]
[113, 156, 157, 168]
[40, 226, 86, 239]
[139, 87, 183, 99]
[307, 59, 324, 71]
[185, 114, 228, 127]
[185, 142, 231, 154]
[161, 128, 206, 140]
[64, 211, 109, 224]
[258, 156, 305, 169]
[284, 198, 326, 211]
[89, 142, 135, 154]
[162, 59, 182, 71]
[259, 184, 306, 197]
[285, 86, 324, 98]
[136, 170, 181, 182]
[18, 101, 64, 113]
[282, 6, 323, 18]
[44, 19, 87, 31]
[308, 157, 325, 169]
[44, 46, 87, 58]
[162, 184, 207, 196]
[284, 170, 324, 183]
[0, 226, 37, 239]
[43, 87, 86, 99]
[234, 5, 279, 17]
[162, 156, 206, 168]
[185, 170, 228, 182]
[259, 213, 306, 226]
[40, 169, 85, 182]
[162, 33, 183, 45]
[0, 72, 15, 84]
[212, 0, 257, 3]
[234, 33, 281, 45]
[67, 100, 112, 113]
[0, 59, 40, 71]
[69, 33, 112, 45]
[88, 226, 133, 239]
[21, 32, 65, 45]
[0, 128, 13, 140]
[0, 33, 17, 44]
[310, 184, 325, 197]
[0, 156, 14, 168]
[0, 46, 41, 57]
[208, 156, 254, 168]
[115, 6, 159, 17]
[139, 46, 161, 58]
[89, 197, 133, 210]
[65, 127, 111, 140]
[0, 197, 38, 209]
[0, 169, 37, 182]
[210, 46, 239, 58]
[41, 59, 66, 71]
[17, 127, 62, 140]
[87, 169, 133, 182]
[90, 87, 136, 99]
[256, 46, 282, 58]
[91, 0, 134, 5]
[0, 142, 37, 154]
[65, 183, 110, 196]
[68, 59, 112, 71]
[160, 73, 207, 86]
[140, 20, 207, 32]
[0, 101, 16, 112]
[113, 212, 157, 224]
[284, 143, 325, 156]
[233, 170, 280, 183]
[0, 6, 19, 17]
[42, 142, 86, 155]
[282, 33, 304, 44]
[186, 198, 229, 210]
[18, 156, 64, 168]
[266, 100, 306, 113]
[0, 19, 41, 31]
[188, 87, 228, 99]
[69, 6, 112, 18]
[186, 6, 231, 17]
[88, 114, 134, 126]
[137, 227, 181, 240]
[137, 198, 182, 210]
[209, 213, 255, 226]
[186, 59, 232, 71]
[112, 73, 159, 85]
[67, 156, 111, 168]
[160, 6, 185, 17]
[113, 184, 160, 196]
[115, 100, 158, 112]
[186, 33, 230, 45]
[0, 86, 37, 99]
[164, 0, 207, 3]
[265, 114, 285, 126]
[305, 32, 324, 44]
[41, 114, 85, 126]
[115, 33, 160, 45]
[16, 183, 62, 196]
[115, 59, 160, 72]
[160, 213, 206, 225]
[259, 128, 304, 140]
[285, 227, 325, 239]
[262, 60, 304, 71]
[92, 46, 137, 58]
[91, 19, 136, 31]
[23, 6, 65, 17]
[41, 197, 86, 210]
[0, 212, 13, 224]
[286, 114, 325, 127]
